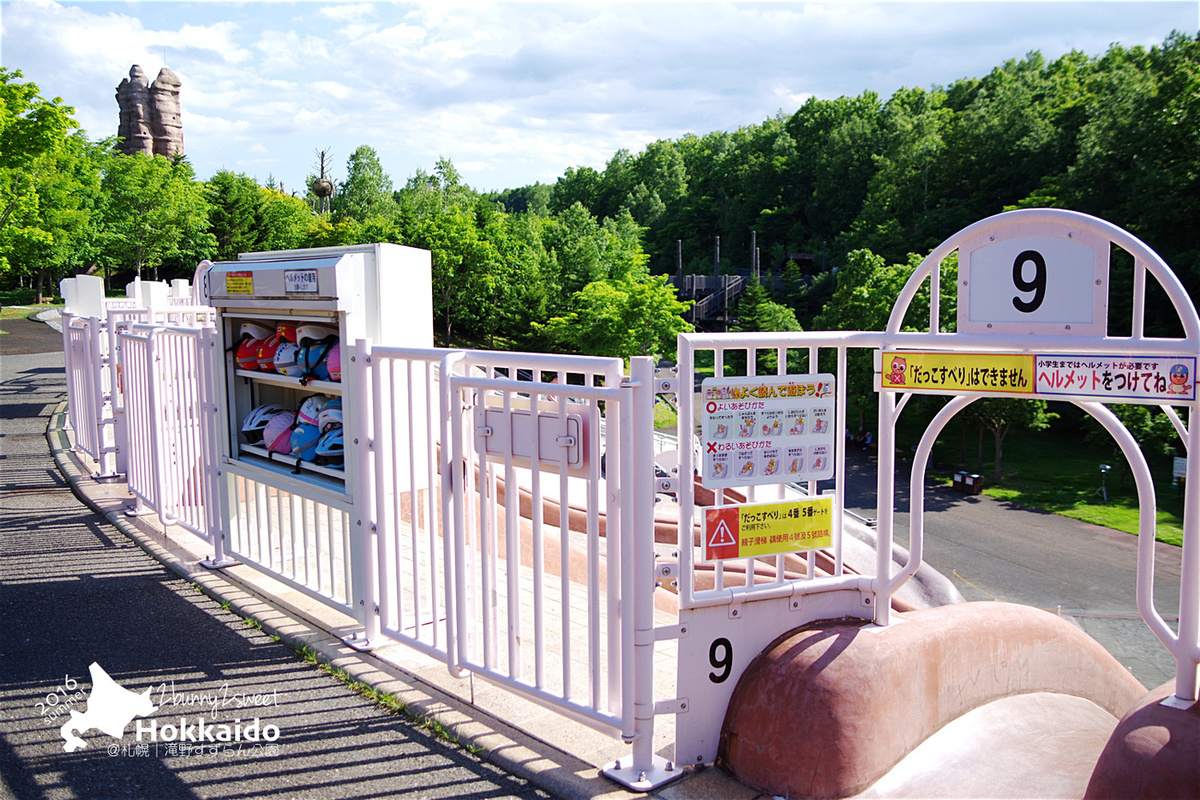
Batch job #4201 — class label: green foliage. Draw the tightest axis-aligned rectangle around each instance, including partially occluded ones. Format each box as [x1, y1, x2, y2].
[535, 275, 692, 361]
[100, 153, 215, 279]
[333, 145, 394, 222]
[0, 69, 97, 298]
[963, 398, 1057, 481]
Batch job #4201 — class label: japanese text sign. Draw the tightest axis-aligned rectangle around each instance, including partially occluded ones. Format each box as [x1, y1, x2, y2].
[879, 351, 1196, 404]
[703, 497, 833, 562]
[701, 374, 835, 488]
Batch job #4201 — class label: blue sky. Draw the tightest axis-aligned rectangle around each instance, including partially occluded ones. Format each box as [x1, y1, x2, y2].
[2, 1, 1197, 194]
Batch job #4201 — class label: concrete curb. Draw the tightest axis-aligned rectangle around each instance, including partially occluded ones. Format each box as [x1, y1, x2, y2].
[44, 400, 663, 800]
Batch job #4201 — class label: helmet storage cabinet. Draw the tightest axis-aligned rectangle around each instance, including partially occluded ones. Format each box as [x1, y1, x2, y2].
[201, 243, 432, 613]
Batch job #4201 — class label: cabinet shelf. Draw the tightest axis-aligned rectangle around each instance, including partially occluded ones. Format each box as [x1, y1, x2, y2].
[235, 369, 342, 394]
[239, 443, 346, 483]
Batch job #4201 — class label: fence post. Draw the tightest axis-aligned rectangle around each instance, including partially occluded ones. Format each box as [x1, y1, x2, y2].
[603, 356, 676, 790]
[199, 326, 238, 568]
[439, 351, 468, 678]
[347, 338, 382, 650]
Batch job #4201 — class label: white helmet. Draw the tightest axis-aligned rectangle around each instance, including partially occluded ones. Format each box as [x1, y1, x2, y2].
[239, 321, 274, 341]
[241, 403, 290, 444]
[296, 323, 338, 346]
[274, 341, 304, 377]
[318, 396, 343, 432]
[297, 394, 328, 426]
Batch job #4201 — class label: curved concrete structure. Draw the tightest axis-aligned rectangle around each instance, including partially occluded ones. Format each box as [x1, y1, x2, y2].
[720, 602, 1146, 798]
[1085, 679, 1200, 799]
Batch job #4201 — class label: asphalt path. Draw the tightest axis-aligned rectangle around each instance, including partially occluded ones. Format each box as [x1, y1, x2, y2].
[0, 317, 551, 800]
[840, 446, 1184, 689]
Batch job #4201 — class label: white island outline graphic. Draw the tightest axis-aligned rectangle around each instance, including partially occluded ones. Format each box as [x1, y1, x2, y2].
[59, 662, 157, 752]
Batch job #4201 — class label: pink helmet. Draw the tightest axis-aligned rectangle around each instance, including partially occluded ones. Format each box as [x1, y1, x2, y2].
[263, 410, 297, 453]
[326, 344, 341, 382]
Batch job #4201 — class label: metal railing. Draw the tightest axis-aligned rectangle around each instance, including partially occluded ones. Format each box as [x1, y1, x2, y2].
[119, 324, 220, 544]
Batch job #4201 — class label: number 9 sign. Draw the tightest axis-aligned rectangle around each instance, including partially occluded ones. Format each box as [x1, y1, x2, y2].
[958, 226, 1109, 337]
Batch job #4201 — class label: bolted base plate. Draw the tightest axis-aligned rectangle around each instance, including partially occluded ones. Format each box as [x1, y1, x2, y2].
[601, 754, 683, 792]
[343, 632, 386, 652]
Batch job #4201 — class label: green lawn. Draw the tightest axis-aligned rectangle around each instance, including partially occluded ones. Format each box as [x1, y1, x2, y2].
[909, 414, 1186, 547]
[0, 289, 63, 333]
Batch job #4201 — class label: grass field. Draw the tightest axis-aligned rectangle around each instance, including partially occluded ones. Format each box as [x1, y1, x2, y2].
[0, 289, 63, 333]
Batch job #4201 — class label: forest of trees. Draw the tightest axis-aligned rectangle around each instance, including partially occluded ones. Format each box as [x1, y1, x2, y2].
[3, 32, 1199, 368]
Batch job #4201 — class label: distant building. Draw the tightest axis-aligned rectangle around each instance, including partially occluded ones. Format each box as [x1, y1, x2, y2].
[115, 65, 184, 157]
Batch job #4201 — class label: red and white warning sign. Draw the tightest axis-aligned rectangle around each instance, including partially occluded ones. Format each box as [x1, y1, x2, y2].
[702, 497, 833, 562]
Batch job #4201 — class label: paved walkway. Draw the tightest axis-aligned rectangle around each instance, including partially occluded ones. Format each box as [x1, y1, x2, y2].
[0, 318, 557, 800]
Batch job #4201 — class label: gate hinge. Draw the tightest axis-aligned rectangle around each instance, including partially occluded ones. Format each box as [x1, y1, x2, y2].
[654, 476, 678, 494]
[653, 622, 688, 642]
[655, 698, 689, 715]
[652, 369, 679, 394]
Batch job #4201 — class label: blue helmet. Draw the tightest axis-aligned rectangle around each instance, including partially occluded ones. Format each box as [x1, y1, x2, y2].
[290, 424, 321, 461]
[315, 428, 344, 469]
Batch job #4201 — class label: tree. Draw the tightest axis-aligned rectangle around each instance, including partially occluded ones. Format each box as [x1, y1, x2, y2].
[207, 171, 262, 260]
[0, 69, 88, 295]
[1083, 403, 1181, 489]
[964, 398, 1056, 481]
[258, 187, 315, 252]
[333, 145, 394, 222]
[99, 153, 214, 280]
[534, 275, 692, 361]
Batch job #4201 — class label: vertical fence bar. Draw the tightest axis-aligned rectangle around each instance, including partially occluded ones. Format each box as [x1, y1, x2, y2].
[629, 357, 657, 772]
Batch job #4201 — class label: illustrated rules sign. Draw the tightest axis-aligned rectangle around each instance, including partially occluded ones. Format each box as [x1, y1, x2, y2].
[878, 351, 1197, 404]
[703, 497, 834, 562]
[700, 374, 835, 488]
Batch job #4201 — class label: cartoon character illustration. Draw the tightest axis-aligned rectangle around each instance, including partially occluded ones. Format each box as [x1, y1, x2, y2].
[738, 417, 756, 437]
[764, 458, 778, 475]
[813, 418, 825, 433]
[739, 460, 755, 477]
[1169, 363, 1191, 395]
[761, 419, 781, 436]
[886, 356, 907, 385]
[712, 462, 726, 477]
[714, 423, 729, 439]
[812, 457, 825, 471]
[788, 458, 802, 474]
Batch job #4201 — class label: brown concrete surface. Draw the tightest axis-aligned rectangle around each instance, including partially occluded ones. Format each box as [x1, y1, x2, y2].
[719, 602, 1147, 799]
[1085, 679, 1200, 799]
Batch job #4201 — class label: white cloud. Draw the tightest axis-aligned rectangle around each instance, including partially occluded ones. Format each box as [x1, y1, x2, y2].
[3, 0, 1196, 191]
[318, 3, 376, 22]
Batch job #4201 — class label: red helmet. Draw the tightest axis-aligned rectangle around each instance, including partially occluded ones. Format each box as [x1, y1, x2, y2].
[256, 333, 284, 371]
[236, 337, 263, 371]
[275, 322, 298, 343]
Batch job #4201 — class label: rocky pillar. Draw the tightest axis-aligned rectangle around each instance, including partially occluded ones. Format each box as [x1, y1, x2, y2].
[149, 67, 184, 157]
[115, 65, 154, 156]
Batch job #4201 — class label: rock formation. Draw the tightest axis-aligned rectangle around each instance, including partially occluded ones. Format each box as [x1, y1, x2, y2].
[115, 65, 184, 158]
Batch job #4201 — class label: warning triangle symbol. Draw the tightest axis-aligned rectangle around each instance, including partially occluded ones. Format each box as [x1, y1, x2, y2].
[708, 519, 737, 548]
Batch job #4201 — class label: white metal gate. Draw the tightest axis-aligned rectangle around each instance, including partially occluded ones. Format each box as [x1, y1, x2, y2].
[119, 324, 220, 544]
[446, 351, 639, 734]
